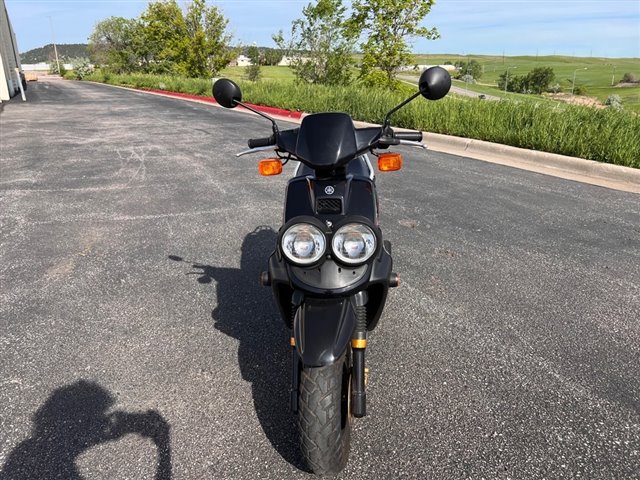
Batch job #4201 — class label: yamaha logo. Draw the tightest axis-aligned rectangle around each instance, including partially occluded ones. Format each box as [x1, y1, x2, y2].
[324, 186, 335, 195]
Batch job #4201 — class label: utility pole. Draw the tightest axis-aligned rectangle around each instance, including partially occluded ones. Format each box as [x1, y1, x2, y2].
[48, 16, 61, 75]
[572, 67, 587, 95]
[505, 66, 517, 93]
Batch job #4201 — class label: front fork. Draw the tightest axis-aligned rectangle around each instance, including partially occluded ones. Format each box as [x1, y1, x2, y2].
[288, 291, 369, 418]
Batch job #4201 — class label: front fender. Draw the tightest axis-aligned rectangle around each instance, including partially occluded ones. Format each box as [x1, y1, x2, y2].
[293, 298, 356, 367]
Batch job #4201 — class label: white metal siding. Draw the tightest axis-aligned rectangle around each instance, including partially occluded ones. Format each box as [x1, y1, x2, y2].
[1, 0, 22, 101]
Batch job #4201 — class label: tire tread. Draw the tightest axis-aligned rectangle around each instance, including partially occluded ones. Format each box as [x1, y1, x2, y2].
[298, 356, 350, 474]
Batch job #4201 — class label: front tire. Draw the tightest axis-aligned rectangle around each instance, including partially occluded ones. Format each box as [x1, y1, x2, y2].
[298, 352, 351, 474]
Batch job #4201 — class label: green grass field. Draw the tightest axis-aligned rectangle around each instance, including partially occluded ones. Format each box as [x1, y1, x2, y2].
[411, 54, 640, 112]
[219, 65, 296, 82]
[220, 56, 640, 112]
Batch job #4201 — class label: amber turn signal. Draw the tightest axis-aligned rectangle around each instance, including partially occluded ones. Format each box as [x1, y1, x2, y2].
[378, 153, 403, 172]
[258, 158, 283, 176]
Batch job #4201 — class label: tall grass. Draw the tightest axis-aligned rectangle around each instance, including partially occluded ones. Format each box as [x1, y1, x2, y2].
[85, 71, 640, 168]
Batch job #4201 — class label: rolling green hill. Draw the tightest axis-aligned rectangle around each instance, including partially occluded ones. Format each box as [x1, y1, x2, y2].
[20, 44, 89, 63]
[410, 54, 640, 112]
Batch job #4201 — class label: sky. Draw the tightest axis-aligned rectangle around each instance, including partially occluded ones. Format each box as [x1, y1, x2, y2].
[4, 0, 640, 58]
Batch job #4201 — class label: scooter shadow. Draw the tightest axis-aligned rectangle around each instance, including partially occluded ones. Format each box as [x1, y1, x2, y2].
[169, 227, 306, 471]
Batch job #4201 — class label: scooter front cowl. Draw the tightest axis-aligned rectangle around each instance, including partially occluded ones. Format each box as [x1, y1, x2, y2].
[293, 297, 356, 367]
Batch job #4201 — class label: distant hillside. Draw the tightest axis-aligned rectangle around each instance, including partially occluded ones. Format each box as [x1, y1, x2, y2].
[20, 44, 88, 63]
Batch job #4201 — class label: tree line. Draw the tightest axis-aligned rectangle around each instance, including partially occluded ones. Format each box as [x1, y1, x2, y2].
[89, 0, 233, 78]
[89, 0, 439, 88]
[21, 44, 89, 64]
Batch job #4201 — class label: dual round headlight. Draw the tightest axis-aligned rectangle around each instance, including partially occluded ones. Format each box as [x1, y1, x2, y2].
[281, 222, 377, 266]
[281, 223, 326, 265]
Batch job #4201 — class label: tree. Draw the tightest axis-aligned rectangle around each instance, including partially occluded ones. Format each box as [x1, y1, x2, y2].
[497, 67, 556, 94]
[454, 59, 482, 81]
[526, 67, 555, 94]
[510, 75, 528, 93]
[89, 1, 235, 77]
[348, 0, 439, 87]
[183, 0, 235, 77]
[245, 45, 262, 81]
[273, 0, 354, 85]
[497, 71, 527, 93]
[88, 17, 143, 73]
[262, 48, 283, 66]
[139, 0, 189, 74]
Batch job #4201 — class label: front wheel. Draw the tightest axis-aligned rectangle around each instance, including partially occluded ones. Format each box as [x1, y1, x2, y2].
[298, 352, 351, 474]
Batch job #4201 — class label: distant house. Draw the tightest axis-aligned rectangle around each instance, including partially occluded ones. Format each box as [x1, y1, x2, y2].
[277, 56, 312, 66]
[278, 56, 294, 66]
[232, 55, 252, 67]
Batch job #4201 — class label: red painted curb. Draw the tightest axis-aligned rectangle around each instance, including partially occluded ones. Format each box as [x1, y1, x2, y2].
[143, 88, 303, 119]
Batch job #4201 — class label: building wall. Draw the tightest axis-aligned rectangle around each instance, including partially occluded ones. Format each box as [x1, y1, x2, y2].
[1, 0, 22, 101]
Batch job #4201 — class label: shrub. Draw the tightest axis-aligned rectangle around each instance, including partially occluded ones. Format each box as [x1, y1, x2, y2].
[49, 62, 67, 76]
[72, 58, 94, 80]
[573, 85, 587, 96]
[621, 72, 638, 83]
[549, 83, 562, 93]
[245, 64, 261, 82]
[605, 94, 623, 111]
[461, 74, 475, 84]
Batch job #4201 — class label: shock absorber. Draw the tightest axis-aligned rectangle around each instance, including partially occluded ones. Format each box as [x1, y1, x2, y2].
[290, 334, 300, 413]
[289, 293, 303, 413]
[352, 293, 368, 418]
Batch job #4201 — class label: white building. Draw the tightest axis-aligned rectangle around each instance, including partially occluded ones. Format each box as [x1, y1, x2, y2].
[0, 0, 22, 101]
[235, 55, 252, 67]
[398, 64, 457, 73]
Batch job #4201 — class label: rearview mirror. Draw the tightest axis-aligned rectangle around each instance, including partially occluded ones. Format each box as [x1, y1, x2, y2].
[213, 78, 242, 108]
[419, 67, 451, 101]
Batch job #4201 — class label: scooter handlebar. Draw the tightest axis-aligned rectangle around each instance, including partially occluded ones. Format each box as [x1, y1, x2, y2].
[248, 135, 276, 149]
[394, 131, 423, 142]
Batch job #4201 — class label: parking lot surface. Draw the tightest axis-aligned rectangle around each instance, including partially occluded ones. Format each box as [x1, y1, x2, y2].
[1, 80, 639, 479]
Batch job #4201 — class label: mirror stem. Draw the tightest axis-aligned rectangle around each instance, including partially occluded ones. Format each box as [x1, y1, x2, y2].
[382, 91, 422, 133]
[234, 100, 280, 134]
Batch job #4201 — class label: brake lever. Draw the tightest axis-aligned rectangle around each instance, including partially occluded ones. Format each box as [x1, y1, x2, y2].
[235, 146, 278, 157]
[377, 138, 427, 150]
[398, 140, 428, 149]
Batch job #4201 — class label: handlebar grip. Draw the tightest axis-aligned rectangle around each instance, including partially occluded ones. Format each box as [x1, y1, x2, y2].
[248, 135, 276, 149]
[394, 131, 423, 142]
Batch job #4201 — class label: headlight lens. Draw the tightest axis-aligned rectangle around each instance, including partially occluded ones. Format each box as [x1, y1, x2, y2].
[281, 223, 326, 265]
[332, 223, 377, 265]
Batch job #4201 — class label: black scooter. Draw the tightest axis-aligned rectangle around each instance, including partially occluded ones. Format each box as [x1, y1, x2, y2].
[213, 67, 451, 474]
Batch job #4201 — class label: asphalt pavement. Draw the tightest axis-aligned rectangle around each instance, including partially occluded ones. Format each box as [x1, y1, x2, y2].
[0, 79, 639, 479]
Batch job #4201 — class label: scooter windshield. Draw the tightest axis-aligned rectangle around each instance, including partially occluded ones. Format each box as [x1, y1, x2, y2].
[293, 113, 358, 169]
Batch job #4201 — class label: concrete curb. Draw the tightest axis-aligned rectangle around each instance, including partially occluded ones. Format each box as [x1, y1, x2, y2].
[422, 132, 640, 194]
[84, 81, 640, 194]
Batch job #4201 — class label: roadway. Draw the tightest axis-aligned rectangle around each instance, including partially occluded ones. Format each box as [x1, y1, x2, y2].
[0, 80, 638, 479]
[398, 74, 501, 100]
